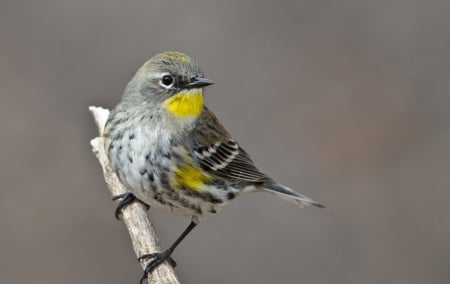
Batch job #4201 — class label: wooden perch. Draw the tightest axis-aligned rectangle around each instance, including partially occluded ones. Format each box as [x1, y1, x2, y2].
[89, 106, 180, 284]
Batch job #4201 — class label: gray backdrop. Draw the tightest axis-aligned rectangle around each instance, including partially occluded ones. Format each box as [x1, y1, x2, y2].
[1, 0, 449, 283]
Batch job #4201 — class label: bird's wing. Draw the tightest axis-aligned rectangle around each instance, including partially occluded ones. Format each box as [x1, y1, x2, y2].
[190, 108, 270, 182]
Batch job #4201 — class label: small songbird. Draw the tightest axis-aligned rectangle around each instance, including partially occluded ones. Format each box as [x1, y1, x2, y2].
[103, 51, 325, 283]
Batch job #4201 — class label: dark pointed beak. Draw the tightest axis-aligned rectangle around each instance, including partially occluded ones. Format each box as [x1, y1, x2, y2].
[188, 77, 215, 88]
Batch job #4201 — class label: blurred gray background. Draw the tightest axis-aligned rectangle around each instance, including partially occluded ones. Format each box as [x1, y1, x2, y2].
[1, 0, 449, 283]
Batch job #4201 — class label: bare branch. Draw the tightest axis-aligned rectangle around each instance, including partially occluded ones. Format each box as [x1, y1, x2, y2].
[89, 106, 180, 284]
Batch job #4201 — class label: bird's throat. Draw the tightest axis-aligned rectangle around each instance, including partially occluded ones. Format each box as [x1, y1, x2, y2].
[164, 89, 204, 117]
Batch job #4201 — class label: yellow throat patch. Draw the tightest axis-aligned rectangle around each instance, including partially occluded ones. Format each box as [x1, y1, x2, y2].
[164, 89, 204, 117]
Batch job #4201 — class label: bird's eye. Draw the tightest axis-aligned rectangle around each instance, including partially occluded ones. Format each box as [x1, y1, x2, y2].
[160, 74, 174, 87]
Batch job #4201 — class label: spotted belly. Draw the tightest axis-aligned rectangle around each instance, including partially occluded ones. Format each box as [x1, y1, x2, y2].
[104, 126, 236, 217]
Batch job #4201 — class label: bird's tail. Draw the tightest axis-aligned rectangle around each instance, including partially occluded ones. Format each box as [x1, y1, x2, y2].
[262, 182, 326, 208]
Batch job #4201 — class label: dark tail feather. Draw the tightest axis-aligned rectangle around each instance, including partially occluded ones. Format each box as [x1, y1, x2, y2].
[262, 182, 326, 208]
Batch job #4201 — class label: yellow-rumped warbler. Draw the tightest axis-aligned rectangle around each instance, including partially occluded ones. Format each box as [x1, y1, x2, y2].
[104, 51, 325, 283]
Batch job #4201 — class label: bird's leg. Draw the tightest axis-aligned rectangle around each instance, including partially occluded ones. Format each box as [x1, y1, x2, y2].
[112, 192, 149, 219]
[138, 218, 199, 283]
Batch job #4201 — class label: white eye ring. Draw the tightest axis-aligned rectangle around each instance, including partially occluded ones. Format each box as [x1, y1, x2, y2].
[159, 73, 175, 89]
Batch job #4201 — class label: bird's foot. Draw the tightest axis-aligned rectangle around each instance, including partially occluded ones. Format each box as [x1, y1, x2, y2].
[112, 192, 149, 219]
[138, 250, 177, 284]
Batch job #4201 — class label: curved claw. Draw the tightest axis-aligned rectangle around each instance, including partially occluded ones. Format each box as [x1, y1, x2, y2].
[112, 192, 136, 219]
[138, 250, 176, 283]
[139, 253, 177, 267]
[137, 220, 197, 283]
[113, 193, 150, 220]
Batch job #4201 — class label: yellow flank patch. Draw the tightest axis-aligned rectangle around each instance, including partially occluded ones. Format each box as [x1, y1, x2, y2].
[174, 165, 211, 190]
[164, 89, 204, 117]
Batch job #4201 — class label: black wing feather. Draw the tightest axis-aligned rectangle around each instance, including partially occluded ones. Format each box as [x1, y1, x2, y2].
[192, 139, 270, 182]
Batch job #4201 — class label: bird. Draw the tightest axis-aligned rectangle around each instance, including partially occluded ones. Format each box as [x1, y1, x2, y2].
[103, 51, 325, 283]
